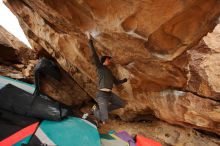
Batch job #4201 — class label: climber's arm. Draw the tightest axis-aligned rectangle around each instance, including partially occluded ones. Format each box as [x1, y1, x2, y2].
[88, 39, 102, 68]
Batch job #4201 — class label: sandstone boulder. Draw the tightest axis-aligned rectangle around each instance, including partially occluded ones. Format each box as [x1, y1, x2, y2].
[4, 0, 220, 135]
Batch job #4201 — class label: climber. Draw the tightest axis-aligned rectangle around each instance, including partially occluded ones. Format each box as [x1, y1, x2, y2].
[86, 32, 127, 125]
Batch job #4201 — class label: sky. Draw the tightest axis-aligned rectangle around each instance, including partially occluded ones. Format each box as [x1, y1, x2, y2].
[0, 0, 31, 47]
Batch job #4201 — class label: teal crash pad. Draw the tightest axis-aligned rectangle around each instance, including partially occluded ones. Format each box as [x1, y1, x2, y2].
[0, 76, 101, 146]
[35, 116, 101, 146]
[0, 75, 35, 93]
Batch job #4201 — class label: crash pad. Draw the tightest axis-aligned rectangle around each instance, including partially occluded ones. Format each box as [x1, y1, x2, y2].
[115, 131, 136, 146]
[100, 133, 129, 146]
[136, 135, 162, 146]
[0, 109, 39, 146]
[29, 117, 100, 146]
[0, 75, 34, 93]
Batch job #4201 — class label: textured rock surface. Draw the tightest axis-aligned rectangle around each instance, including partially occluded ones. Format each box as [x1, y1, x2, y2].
[4, 0, 220, 135]
[0, 26, 89, 105]
[39, 68, 90, 105]
[0, 25, 36, 80]
[185, 23, 220, 101]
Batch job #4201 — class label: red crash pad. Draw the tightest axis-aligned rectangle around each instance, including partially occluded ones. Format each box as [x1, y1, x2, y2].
[136, 135, 162, 146]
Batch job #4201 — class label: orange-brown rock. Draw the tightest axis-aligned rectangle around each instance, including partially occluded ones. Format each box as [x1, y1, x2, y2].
[4, 0, 220, 135]
[0, 25, 36, 79]
[134, 91, 220, 134]
[146, 0, 220, 60]
[183, 23, 220, 101]
[39, 68, 90, 105]
[0, 26, 89, 105]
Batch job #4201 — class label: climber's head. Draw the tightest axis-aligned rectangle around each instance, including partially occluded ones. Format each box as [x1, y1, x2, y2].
[100, 56, 112, 66]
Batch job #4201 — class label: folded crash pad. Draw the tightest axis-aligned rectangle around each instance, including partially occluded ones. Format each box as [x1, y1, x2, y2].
[0, 75, 34, 93]
[0, 76, 69, 121]
[0, 109, 39, 146]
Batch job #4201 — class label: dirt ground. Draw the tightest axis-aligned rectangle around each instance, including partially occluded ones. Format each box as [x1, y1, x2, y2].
[77, 103, 220, 146]
[98, 118, 220, 146]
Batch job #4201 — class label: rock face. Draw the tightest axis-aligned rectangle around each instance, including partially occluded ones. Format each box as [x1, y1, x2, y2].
[183, 22, 220, 101]
[0, 25, 36, 80]
[4, 0, 220, 135]
[0, 26, 89, 105]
